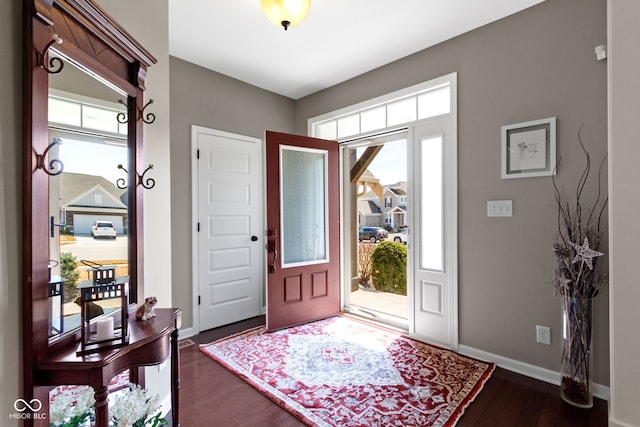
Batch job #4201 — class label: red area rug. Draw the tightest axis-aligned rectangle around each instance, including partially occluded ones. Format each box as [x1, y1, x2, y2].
[200, 316, 494, 426]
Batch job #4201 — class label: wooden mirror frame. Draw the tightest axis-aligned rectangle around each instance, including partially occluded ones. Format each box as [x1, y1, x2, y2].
[23, 0, 156, 419]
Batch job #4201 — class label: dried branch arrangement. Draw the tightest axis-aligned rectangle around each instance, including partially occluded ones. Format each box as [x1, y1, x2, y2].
[552, 124, 608, 298]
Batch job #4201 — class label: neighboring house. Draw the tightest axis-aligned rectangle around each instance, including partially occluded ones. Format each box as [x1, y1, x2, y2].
[357, 199, 382, 227]
[358, 175, 407, 231]
[382, 182, 407, 230]
[55, 172, 128, 235]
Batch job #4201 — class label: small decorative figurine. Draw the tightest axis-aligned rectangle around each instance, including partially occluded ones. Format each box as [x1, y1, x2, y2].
[135, 296, 158, 321]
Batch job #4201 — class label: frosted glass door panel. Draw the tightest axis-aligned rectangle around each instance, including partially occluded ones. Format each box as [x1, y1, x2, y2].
[281, 146, 328, 266]
[420, 135, 444, 271]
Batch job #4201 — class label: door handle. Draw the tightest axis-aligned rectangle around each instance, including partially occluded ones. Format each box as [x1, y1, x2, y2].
[267, 240, 278, 273]
[270, 248, 278, 273]
[251, 235, 258, 242]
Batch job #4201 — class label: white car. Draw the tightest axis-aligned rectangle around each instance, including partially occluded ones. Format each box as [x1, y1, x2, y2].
[393, 229, 408, 244]
[91, 220, 117, 239]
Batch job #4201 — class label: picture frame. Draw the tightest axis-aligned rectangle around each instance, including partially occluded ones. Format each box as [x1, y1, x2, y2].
[501, 117, 556, 179]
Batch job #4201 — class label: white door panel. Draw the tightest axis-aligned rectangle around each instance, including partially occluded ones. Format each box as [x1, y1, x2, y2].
[193, 126, 263, 331]
[409, 119, 457, 349]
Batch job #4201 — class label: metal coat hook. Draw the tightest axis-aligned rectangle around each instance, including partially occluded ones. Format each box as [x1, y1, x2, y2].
[116, 164, 128, 189]
[116, 99, 156, 124]
[140, 100, 156, 124]
[35, 137, 64, 176]
[116, 99, 128, 124]
[117, 164, 155, 190]
[38, 34, 64, 74]
[138, 164, 156, 189]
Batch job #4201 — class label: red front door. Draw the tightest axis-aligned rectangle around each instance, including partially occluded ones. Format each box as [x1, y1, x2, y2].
[265, 131, 340, 331]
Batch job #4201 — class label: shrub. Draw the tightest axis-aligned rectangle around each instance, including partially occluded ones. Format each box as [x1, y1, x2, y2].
[60, 252, 80, 303]
[371, 241, 407, 295]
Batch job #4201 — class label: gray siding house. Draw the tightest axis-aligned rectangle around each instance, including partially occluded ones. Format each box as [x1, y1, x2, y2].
[55, 172, 128, 235]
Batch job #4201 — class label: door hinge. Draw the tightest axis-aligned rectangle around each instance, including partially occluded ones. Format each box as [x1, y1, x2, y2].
[196, 149, 200, 159]
[197, 222, 200, 232]
[198, 295, 201, 305]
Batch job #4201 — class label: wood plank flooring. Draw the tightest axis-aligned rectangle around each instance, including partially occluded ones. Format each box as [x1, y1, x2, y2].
[179, 316, 608, 426]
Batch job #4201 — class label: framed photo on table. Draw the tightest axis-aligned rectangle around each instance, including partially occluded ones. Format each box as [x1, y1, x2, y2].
[501, 117, 556, 179]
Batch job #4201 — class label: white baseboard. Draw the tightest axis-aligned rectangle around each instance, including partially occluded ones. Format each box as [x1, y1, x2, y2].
[159, 392, 172, 421]
[608, 418, 637, 427]
[458, 345, 610, 401]
[178, 326, 196, 339]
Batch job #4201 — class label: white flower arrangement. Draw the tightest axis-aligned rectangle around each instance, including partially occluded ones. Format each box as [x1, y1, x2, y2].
[110, 383, 167, 427]
[50, 386, 95, 427]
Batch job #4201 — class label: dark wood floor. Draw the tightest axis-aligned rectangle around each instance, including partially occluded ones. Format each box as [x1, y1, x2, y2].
[179, 316, 608, 426]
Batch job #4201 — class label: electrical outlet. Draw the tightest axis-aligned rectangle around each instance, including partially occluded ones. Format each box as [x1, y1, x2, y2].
[536, 325, 551, 345]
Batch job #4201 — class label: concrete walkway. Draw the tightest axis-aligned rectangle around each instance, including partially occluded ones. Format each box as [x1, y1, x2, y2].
[349, 288, 407, 319]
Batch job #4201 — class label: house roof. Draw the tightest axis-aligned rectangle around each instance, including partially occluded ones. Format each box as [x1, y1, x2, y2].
[358, 199, 382, 215]
[59, 172, 127, 208]
[387, 181, 407, 193]
[389, 188, 407, 196]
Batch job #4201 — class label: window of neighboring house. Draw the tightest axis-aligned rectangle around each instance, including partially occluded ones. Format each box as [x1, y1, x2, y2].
[95, 194, 103, 205]
[399, 196, 407, 204]
[385, 197, 392, 208]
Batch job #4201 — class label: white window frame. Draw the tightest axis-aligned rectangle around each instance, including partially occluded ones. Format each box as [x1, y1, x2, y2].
[308, 73, 455, 139]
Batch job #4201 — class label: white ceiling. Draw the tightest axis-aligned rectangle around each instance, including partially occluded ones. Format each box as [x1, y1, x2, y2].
[169, 0, 544, 100]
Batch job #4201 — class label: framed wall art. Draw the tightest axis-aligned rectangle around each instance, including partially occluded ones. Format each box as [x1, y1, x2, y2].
[501, 117, 556, 179]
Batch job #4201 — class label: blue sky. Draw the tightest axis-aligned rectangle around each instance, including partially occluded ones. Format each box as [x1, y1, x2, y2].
[357, 138, 407, 185]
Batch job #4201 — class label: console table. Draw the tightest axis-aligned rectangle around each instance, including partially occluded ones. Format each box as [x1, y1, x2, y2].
[35, 308, 182, 427]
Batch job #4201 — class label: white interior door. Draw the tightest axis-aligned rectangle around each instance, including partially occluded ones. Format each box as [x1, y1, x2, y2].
[409, 118, 458, 348]
[193, 126, 263, 331]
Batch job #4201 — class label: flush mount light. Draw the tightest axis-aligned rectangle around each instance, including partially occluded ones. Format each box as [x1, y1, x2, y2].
[261, 0, 311, 31]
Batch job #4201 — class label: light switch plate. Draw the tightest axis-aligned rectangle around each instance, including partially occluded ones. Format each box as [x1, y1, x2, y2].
[487, 200, 513, 217]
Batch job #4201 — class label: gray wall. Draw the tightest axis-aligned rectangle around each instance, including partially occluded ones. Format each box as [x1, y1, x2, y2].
[0, 0, 22, 423]
[169, 57, 296, 329]
[297, 0, 609, 383]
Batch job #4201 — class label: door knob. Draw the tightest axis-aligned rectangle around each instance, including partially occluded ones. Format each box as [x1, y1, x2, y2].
[251, 235, 258, 242]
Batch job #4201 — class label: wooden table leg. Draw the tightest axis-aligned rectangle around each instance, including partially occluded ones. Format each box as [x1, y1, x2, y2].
[94, 386, 109, 427]
[171, 327, 180, 426]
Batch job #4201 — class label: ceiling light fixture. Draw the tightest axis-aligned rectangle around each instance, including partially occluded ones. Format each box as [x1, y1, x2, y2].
[261, 0, 311, 31]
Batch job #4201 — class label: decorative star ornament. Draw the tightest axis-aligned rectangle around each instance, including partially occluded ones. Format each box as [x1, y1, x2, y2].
[569, 237, 604, 270]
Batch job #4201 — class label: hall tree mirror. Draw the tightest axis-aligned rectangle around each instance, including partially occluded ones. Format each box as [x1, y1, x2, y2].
[47, 53, 130, 341]
[24, 0, 156, 424]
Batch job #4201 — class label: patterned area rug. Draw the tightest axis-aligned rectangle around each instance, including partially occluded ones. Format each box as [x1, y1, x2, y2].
[200, 316, 494, 427]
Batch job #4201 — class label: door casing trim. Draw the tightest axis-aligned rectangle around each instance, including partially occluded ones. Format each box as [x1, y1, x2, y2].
[190, 125, 265, 335]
